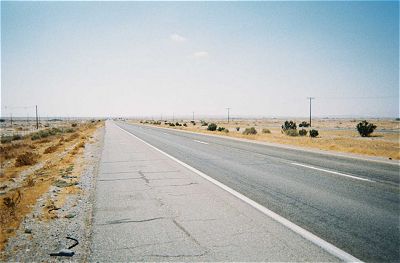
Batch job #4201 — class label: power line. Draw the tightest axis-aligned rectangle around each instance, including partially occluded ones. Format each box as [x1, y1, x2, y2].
[316, 96, 396, 100]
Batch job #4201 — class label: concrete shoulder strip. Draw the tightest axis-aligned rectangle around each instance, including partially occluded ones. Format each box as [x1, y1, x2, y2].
[115, 124, 362, 263]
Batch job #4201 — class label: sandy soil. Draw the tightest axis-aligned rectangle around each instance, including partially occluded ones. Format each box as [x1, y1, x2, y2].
[129, 118, 399, 160]
[0, 121, 104, 259]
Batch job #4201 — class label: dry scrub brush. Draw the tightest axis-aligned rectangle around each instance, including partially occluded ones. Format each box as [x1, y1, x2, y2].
[15, 152, 40, 167]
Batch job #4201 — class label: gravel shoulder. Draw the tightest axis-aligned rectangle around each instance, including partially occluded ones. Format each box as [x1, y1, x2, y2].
[1, 126, 104, 261]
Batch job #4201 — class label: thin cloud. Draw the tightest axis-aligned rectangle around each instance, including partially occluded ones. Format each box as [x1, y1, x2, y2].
[170, 33, 187, 42]
[192, 51, 209, 59]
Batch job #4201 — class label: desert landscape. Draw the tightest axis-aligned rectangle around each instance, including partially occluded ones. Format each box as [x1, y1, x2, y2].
[128, 118, 400, 160]
[0, 120, 104, 259]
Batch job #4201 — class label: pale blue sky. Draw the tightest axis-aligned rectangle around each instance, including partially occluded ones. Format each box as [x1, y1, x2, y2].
[1, 1, 399, 118]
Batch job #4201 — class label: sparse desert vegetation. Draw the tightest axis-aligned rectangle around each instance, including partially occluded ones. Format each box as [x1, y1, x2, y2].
[131, 118, 400, 160]
[0, 120, 104, 251]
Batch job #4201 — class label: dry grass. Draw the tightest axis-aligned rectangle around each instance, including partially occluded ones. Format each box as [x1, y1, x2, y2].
[15, 152, 40, 167]
[0, 121, 103, 251]
[43, 144, 58, 154]
[133, 119, 399, 160]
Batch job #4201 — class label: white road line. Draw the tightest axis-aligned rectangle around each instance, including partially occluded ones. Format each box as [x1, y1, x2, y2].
[291, 162, 375, 183]
[193, 140, 209, 145]
[115, 123, 362, 263]
[162, 132, 169, 135]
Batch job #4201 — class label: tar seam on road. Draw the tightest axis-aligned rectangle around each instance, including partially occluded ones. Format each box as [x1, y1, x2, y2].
[291, 162, 375, 183]
[115, 123, 363, 263]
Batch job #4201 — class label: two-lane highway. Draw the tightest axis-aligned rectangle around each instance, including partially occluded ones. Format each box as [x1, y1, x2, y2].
[116, 122, 399, 262]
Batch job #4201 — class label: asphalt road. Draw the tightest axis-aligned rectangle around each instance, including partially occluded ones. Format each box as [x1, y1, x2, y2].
[116, 121, 400, 262]
[90, 122, 339, 261]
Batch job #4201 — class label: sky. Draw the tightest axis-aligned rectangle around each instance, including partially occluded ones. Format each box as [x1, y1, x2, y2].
[1, 1, 399, 118]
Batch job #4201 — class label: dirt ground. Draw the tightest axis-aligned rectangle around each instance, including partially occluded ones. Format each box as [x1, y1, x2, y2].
[129, 118, 399, 160]
[0, 120, 104, 254]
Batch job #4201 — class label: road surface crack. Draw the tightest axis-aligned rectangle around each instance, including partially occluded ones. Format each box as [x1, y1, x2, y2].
[101, 217, 165, 225]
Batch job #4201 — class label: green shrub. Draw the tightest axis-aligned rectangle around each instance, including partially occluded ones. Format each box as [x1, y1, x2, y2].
[65, 128, 74, 133]
[1, 136, 13, 144]
[190, 121, 196, 125]
[285, 129, 298, 136]
[217, 127, 225, 132]
[309, 129, 319, 138]
[31, 134, 41, 140]
[207, 123, 217, 131]
[71, 123, 78, 127]
[201, 120, 208, 126]
[183, 123, 187, 127]
[262, 128, 271, 134]
[169, 123, 175, 127]
[282, 120, 297, 131]
[356, 121, 377, 137]
[299, 121, 310, 128]
[12, 134, 23, 141]
[299, 129, 307, 136]
[236, 127, 240, 131]
[243, 127, 257, 135]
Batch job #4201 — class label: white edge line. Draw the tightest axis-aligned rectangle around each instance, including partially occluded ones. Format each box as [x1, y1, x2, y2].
[193, 140, 209, 145]
[115, 123, 363, 263]
[291, 163, 375, 183]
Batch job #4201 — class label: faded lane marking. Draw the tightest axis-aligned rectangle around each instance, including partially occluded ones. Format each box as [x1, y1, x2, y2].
[193, 140, 209, 145]
[291, 162, 375, 183]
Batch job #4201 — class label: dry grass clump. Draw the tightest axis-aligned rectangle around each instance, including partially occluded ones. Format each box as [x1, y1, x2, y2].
[1, 190, 21, 220]
[43, 145, 58, 154]
[65, 133, 80, 142]
[15, 152, 40, 167]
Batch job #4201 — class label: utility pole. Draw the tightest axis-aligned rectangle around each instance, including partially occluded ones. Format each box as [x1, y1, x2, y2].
[35, 105, 39, 129]
[10, 113, 13, 128]
[226, 108, 230, 123]
[172, 113, 174, 122]
[307, 97, 315, 127]
[192, 112, 194, 121]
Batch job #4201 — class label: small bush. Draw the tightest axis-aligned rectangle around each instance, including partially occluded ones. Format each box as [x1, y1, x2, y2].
[169, 123, 175, 127]
[190, 121, 196, 125]
[207, 123, 217, 131]
[282, 121, 297, 131]
[299, 129, 308, 136]
[3, 190, 21, 216]
[236, 127, 240, 131]
[12, 134, 23, 141]
[71, 123, 78, 127]
[309, 129, 319, 138]
[217, 127, 225, 132]
[65, 128, 74, 133]
[183, 123, 187, 127]
[285, 129, 298, 136]
[201, 120, 208, 126]
[1, 136, 13, 144]
[243, 127, 257, 135]
[44, 145, 58, 154]
[15, 152, 39, 167]
[31, 134, 41, 141]
[262, 128, 271, 134]
[356, 121, 377, 137]
[299, 121, 310, 128]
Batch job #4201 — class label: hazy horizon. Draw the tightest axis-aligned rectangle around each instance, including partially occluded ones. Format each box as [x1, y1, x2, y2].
[2, 1, 399, 118]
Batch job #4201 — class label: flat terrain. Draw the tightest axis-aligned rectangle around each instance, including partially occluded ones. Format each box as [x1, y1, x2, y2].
[129, 118, 400, 160]
[0, 120, 103, 256]
[90, 121, 339, 261]
[118, 121, 400, 262]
